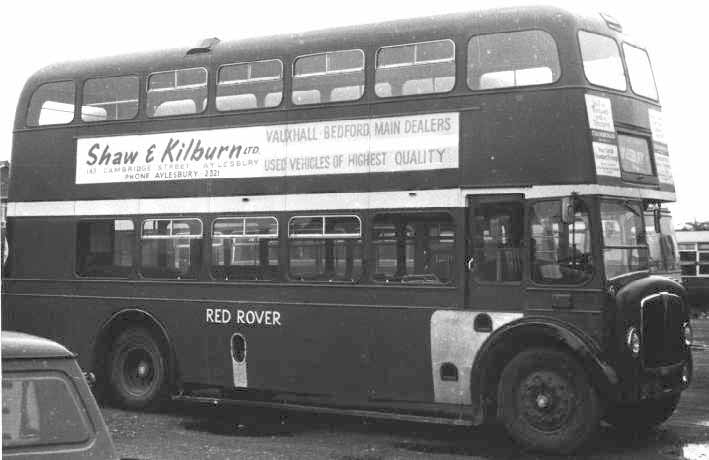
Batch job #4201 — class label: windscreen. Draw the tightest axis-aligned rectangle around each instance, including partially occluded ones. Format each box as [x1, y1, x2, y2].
[645, 211, 680, 278]
[579, 31, 626, 91]
[623, 43, 658, 100]
[601, 200, 649, 278]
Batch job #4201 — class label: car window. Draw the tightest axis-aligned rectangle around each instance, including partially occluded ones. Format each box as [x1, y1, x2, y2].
[2, 372, 92, 448]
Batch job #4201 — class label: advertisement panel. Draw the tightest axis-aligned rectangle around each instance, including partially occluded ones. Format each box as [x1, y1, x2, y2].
[75, 113, 459, 184]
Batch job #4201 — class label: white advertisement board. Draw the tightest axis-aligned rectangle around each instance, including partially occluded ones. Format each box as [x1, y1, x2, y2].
[75, 112, 459, 184]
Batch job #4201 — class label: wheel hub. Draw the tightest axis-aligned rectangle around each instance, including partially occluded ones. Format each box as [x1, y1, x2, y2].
[536, 393, 551, 409]
[518, 370, 576, 432]
[137, 361, 150, 378]
[121, 348, 156, 396]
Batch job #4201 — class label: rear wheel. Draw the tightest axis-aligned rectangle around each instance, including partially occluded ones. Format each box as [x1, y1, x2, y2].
[108, 327, 168, 409]
[498, 348, 601, 454]
[604, 394, 680, 432]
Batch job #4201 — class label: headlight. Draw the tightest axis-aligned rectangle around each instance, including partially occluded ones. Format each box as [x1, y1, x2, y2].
[683, 322, 693, 347]
[626, 327, 641, 357]
[681, 363, 691, 385]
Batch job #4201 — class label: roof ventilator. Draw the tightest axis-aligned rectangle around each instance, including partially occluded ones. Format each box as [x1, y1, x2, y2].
[599, 12, 622, 32]
[187, 37, 220, 55]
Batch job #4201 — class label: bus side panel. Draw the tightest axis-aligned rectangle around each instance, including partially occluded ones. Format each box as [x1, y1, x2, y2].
[7, 217, 75, 278]
[2, 288, 116, 370]
[4, 280, 449, 404]
[461, 90, 593, 188]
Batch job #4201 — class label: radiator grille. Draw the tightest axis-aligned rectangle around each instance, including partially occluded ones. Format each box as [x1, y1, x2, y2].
[641, 292, 685, 368]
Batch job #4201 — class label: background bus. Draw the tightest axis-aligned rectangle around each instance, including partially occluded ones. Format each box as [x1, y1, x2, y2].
[677, 230, 709, 313]
[1, 6, 693, 454]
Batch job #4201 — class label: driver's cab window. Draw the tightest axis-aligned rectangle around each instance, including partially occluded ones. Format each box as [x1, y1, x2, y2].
[471, 202, 523, 282]
[530, 200, 593, 284]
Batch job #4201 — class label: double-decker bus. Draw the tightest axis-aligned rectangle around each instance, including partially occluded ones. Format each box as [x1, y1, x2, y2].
[1, 6, 694, 453]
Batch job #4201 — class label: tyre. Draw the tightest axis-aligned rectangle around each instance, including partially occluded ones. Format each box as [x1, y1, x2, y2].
[498, 348, 602, 454]
[604, 394, 680, 432]
[108, 327, 168, 409]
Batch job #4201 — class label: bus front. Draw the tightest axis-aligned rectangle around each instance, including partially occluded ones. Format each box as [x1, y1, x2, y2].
[578, 16, 692, 420]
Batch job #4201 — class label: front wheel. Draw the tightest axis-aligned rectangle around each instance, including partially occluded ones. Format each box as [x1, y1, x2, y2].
[498, 348, 602, 454]
[604, 394, 680, 432]
[108, 328, 168, 410]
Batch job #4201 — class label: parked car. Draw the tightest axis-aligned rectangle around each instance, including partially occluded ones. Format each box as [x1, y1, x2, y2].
[2, 331, 119, 459]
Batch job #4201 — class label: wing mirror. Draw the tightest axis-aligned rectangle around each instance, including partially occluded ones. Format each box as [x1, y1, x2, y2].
[653, 207, 662, 233]
[561, 197, 576, 224]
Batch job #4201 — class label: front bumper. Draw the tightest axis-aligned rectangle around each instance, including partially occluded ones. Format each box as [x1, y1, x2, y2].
[638, 353, 692, 401]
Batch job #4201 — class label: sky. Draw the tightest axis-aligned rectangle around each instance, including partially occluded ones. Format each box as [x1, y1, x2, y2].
[0, 0, 706, 226]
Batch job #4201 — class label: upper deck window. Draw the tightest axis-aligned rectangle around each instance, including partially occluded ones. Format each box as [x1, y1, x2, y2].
[623, 43, 658, 100]
[27, 81, 75, 126]
[217, 59, 283, 111]
[146, 67, 207, 117]
[467, 30, 560, 90]
[82, 76, 139, 122]
[375, 39, 455, 97]
[292, 49, 364, 105]
[579, 31, 626, 91]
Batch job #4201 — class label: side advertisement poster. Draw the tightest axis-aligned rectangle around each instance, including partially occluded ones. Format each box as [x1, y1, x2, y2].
[75, 112, 459, 184]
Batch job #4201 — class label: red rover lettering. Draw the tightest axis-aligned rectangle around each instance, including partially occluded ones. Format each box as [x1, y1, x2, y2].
[205, 308, 281, 326]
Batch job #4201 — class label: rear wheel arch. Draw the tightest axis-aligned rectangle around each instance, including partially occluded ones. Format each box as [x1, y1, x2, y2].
[470, 318, 617, 423]
[91, 308, 177, 400]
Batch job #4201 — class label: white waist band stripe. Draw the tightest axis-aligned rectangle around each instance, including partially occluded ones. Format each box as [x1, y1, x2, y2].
[7, 185, 675, 217]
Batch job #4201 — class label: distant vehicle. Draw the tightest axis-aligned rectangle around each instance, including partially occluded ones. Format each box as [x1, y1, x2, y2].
[1, 331, 119, 459]
[677, 230, 709, 311]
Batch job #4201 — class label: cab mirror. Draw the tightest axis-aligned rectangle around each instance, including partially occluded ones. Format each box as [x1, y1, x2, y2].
[561, 197, 575, 224]
[653, 207, 662, 233]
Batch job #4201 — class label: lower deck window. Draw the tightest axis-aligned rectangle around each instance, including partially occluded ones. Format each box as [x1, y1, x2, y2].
[212, 217, 280, 281]
[372, 213, 455, 285]
[140, 218, 202, 279]
[76, 220, 134, 277]
[289, 239, 363, 281]
[288, 215, 362, 282]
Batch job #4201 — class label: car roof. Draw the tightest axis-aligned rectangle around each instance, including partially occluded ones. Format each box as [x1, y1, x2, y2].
[1, 331, 74, 359]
